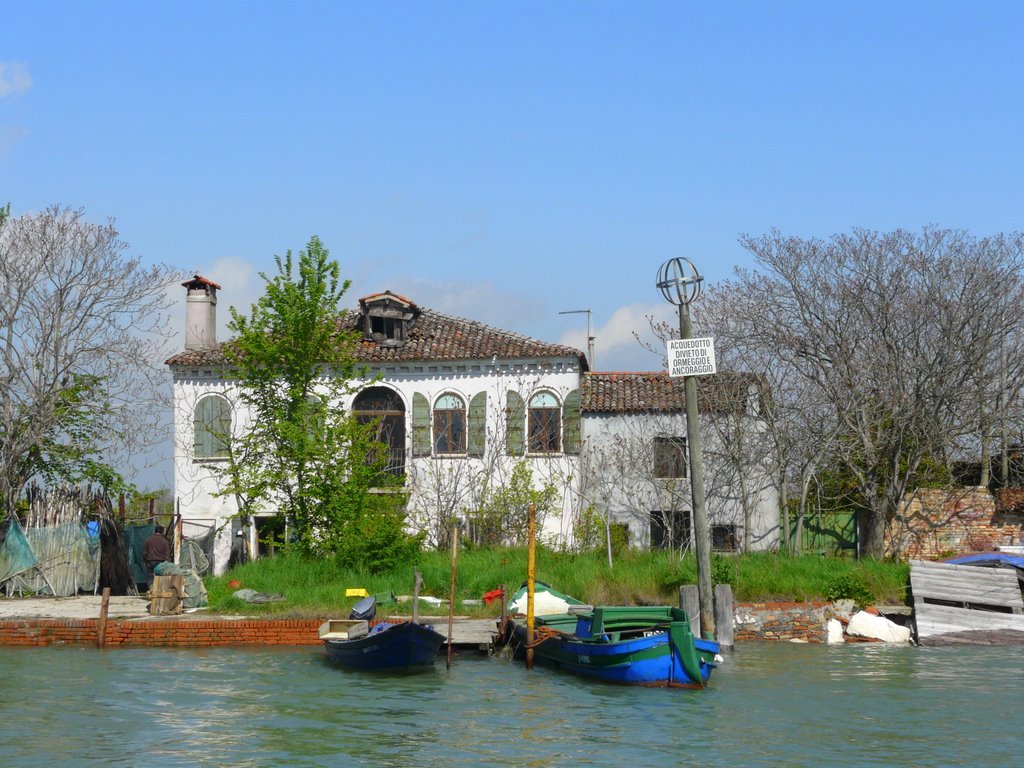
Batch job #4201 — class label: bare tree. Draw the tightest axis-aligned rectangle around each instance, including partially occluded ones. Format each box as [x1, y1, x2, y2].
[0, 206, 182, 513]
[723, 227, 1024, 557]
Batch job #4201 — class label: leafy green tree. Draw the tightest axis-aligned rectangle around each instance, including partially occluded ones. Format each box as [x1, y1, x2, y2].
[218, 237, 420, 565]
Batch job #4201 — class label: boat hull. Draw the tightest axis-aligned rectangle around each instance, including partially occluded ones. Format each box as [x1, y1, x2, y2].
[323, 621, 446, 671]
[510, 608, 719, 688]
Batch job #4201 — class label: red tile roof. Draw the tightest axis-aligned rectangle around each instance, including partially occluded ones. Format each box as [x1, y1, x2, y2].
[181, 275, 222, 290]
[166, 306, 587, 368]
[582, 371, 763, 415]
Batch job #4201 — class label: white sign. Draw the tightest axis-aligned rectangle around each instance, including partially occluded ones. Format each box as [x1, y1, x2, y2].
[667, 337, 716, 377]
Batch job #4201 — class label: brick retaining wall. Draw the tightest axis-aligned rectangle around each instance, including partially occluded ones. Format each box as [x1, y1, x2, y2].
[0, 603, 833, 647]
[0, 618, 322, 647]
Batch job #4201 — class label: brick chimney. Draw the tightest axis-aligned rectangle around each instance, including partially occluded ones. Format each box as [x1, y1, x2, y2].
[182, 275, 221, 351]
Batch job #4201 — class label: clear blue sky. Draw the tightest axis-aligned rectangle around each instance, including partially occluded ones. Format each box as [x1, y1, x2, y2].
[4, 1, 1024, 486]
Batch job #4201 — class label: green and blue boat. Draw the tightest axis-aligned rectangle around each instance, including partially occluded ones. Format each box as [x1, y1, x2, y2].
[510, 603, 721, 688]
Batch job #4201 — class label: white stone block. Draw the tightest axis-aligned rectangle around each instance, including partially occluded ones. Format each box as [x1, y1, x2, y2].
[846, 610, 911, 643]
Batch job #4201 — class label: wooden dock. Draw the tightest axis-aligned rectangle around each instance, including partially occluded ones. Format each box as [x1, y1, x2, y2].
[407, 617, 498, 650]
[910, 559, 1024, 644]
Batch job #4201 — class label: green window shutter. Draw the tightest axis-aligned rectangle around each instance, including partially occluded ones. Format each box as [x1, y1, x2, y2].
[212, 398, 231, 458]
[194, 396, 230, 459]
[193, 397, 212, 458]
[468, 392, 487, 458]
[412, 393, 431, 456]
[562, 389, 581, 455]
[505, 391, 525, 456]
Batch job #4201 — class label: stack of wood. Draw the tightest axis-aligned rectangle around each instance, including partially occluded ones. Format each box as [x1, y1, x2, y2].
[149, 574, 185, 615]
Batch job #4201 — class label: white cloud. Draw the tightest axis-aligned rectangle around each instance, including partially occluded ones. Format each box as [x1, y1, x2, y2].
[559, 302, 675, 372]
[370, 275, 547, 333]
[0, 62, 32, 98]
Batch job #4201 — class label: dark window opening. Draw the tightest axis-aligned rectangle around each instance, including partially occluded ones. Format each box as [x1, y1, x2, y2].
[353, 386, 406, 477]
[370, 314, 402, 340]
[712, 524, 739, 552]
[528, 392, 561, 453]
[650, 509, 692, 551]
[434, 393, 467, 454]
[654, 436, 687, 478]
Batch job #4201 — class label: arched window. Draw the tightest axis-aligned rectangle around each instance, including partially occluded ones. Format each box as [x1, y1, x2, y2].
[528, 392, 561, 453]
[352, 386, 406, 477]
[194, 395, 231, 459]
[433, 393, 467, 454]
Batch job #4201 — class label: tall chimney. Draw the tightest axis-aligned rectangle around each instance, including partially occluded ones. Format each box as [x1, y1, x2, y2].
[182, 275, 221, 351]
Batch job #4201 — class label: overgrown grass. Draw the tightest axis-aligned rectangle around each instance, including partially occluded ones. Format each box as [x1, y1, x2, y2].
[204, 548, 910, 619]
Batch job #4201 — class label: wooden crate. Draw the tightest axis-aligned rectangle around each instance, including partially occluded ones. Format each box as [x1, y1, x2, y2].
[149, 575, 185, 615]
[318, 619, 369, 640]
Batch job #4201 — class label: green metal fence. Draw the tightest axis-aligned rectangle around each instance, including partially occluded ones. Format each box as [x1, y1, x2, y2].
[785, 509, 858, 556]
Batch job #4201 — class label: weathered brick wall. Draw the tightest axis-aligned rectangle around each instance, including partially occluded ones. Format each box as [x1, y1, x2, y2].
[733, 601, 830, 643]
[889, 487, 1024, 559]
[0, 618, 322, 647]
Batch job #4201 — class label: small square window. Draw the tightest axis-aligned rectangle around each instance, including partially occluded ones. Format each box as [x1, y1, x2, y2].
[711, 524, 739, 552]
[653, 437, 687, 478]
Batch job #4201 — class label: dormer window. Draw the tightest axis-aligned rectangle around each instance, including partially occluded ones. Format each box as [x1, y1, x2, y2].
[359, 291, 419, 348]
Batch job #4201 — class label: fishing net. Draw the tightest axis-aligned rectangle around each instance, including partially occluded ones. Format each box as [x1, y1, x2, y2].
[0, 518, 99, 597]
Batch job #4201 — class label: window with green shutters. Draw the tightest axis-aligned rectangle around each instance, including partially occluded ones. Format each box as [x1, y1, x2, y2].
[468, 392, 486, 458]
[194, 395, 231, 459]
[505, 391, 525, 456]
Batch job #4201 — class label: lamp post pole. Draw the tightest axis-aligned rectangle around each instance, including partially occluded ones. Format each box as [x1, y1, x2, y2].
[657, 258, 715, 639]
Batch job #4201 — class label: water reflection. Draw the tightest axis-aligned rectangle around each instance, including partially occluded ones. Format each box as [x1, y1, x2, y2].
[2, 643, 1023, 767]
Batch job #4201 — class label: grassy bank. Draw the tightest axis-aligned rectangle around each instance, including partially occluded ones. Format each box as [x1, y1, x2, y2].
[204, 548, 910, 619]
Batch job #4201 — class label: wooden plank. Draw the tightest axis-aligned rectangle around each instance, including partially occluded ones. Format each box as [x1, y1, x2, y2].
[909, 560, 1023, 609]
[914, 603, 1024, 638]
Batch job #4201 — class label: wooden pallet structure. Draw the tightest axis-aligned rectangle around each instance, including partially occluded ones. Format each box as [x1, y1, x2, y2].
[910, 559, 1024, 644]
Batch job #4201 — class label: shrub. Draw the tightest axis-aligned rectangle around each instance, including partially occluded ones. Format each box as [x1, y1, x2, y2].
[711, 554, 736, 586]
[825, 572, 874, 608]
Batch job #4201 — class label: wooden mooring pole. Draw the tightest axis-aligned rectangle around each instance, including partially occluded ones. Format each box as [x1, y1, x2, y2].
[526, 503, 536, 670]
[97, 587, 111, 648]
[446, 522, 459, 670]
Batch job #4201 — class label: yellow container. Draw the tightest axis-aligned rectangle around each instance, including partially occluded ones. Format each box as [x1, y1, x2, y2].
[345, 588, 369, 598]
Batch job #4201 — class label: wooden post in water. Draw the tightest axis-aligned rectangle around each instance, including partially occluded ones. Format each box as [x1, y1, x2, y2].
[526, 503, 536, 670]
[714, 583, 735, 651]
[679, 584, 700, 630]
[412, 569, 422, 625]
[499, 583, 508, 641]
[97, 587, 111, 648]
[447, 521, 459, 670]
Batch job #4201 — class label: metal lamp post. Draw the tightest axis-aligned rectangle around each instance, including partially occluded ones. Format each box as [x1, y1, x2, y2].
[656, 257, 715, 639]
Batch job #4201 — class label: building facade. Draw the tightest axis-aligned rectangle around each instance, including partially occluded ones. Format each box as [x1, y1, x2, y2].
[167, 277, 779, 574]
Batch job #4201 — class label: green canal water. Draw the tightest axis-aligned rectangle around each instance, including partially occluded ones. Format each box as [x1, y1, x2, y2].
[1, 642, 1020, 767]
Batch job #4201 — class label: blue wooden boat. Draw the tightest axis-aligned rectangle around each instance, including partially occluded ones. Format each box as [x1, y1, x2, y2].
[319, 619, 446, 671]
[510, 605, 720, 688]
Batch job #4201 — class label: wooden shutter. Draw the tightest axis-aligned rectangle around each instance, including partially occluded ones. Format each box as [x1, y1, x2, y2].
[505, 391, 525, 456]
[468, 392, 486, 458]
[562, 389, 581, 455]
[193, 397, 213, 458]
[194, 396, 230, 458]
[412, 393, 431, 456]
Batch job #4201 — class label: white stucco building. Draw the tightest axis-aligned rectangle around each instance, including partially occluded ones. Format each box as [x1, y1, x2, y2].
[167, 276, 780, 574]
